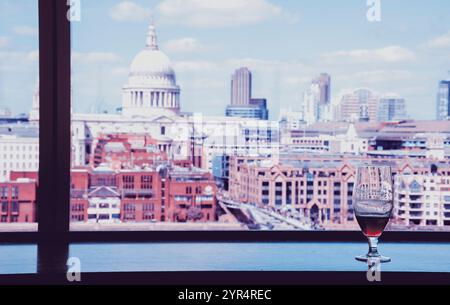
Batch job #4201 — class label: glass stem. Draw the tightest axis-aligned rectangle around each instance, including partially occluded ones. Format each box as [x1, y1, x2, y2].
[367, 237, 380, 258]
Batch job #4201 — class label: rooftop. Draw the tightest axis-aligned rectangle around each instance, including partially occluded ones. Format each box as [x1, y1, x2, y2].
[240, 152, 450, 171]
[0, 124, 38, 138]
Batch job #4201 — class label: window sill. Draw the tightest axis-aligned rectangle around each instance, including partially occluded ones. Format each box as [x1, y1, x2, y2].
[1, 230, 450, 243]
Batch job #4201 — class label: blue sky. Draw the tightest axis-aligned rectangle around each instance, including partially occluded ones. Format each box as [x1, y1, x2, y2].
[1, 0, 450, 120]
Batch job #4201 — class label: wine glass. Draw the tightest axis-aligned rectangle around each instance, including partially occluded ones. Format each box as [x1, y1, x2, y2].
[353, 165, 393, 263]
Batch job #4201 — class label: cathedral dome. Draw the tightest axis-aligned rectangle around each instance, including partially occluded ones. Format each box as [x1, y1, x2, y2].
[130, 49, 175, 79]
[122, 23, 181, 117]
[128, 24, 177, 87]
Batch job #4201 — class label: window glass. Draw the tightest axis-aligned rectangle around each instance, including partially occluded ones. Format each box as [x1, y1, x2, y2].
[0, 0, 39, 232]
[69, 0, 450, 232]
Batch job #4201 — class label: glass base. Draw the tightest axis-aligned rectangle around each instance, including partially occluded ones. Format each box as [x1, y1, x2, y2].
[355, 255, 391, 263]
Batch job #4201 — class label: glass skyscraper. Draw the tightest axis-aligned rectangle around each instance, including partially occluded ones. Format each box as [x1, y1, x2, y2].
[437, 80, 450, 121]
[226, 99, 269, 120]
[377, 94, 408, 122]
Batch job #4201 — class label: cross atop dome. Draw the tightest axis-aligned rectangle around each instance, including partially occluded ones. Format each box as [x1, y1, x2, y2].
[146, 18, 158, 50]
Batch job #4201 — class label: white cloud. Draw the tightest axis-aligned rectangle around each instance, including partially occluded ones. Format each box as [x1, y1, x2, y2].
[163, 38, 204, 53]
[225, 58, 304, 72]
[188, 78, 225, 89]
[0, 50, 38, 71]
[26, 50, 39, 61]
[426, 31, 450, 48]
[282, 76, 311, 86]
[12, 26, 38, 36]
[338, 70, 413, 84]
[72, 52, 121, 64]
[173, 57, 305, 77]
[0, 37, 9, 48]
[0, 50, 38, 62]
[322, 46, 416, 63]
[157, 0, 294, 27]
[111, 67, 129, 76]
[173, 60, 218, 72]
[110, 1, 152, 22]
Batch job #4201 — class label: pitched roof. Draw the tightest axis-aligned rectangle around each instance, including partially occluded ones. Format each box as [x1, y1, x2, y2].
[88, 186, 120, 198]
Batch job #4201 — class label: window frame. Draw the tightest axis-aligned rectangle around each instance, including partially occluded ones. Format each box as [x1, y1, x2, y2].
[1, 0, 450, 277]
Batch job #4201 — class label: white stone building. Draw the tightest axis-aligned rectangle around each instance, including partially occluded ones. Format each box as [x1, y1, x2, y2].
[395, 173, 450, 227]
[121, 24, 181, 117]
[87, 185, 121, 224]
[0, 126, 39, 182]
[279, 123, 368, 155]
[279, 108, 304, 130]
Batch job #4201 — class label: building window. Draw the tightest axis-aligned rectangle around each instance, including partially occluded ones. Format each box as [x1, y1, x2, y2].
[99, 203, 110, 209]
[0, 187, 7, 200]
[123, 175, 135, 189]
[11, 202, 19, 213]
[11, 187, 19, 200]
[143, 204, 154, 212]
[124, 204, 136, 212]
[1, 201, 7, 213]
[141, 175, 153, 189]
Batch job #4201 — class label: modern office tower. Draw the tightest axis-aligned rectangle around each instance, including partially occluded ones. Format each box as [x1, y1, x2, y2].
[226, 98, 269, 120]
[250, 98, 269, 120]
[227, 68, 268, 120]
[339, 88, 379, 123]
[437, 80, 450, 120]
[312, 73, 331, 105]
[303, 83, 320, 125]
[303, 79, 332, 125]
[377, 93, 408, 122]
[231, 67, 252, 106]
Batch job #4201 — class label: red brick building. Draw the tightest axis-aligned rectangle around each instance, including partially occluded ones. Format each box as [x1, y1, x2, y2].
[70, 168, 89, 222]
[4, 131, 217, 224]
[166, 168, 216, 222]
[0, 179, 37, 223]
[90, 133, 168, 170]
[117, 170, 164, 222]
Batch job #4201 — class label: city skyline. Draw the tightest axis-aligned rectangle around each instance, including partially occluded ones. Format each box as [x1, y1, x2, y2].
[1, 0, 450, 120]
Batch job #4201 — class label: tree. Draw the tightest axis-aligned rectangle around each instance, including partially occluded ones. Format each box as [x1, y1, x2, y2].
[187, 206, 204, 222]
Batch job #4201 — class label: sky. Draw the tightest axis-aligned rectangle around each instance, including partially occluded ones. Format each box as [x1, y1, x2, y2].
[1, 0, 450, 120]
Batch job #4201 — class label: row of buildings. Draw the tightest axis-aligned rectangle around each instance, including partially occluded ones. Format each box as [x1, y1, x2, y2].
[228, 153, 450, 228]
[3, 146, 450, 229]
[278, 120, 450, 156]
[302, 81, 409, 125]
[299, 74, 450, 126]
[0, 133, 217, 224]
